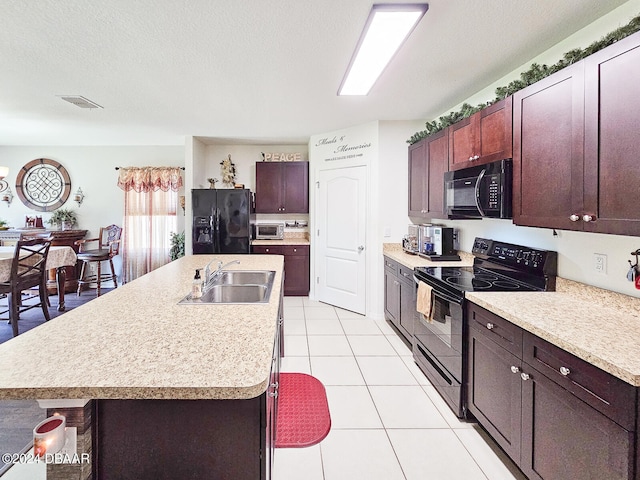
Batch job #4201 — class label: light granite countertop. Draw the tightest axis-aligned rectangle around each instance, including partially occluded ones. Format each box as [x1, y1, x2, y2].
[252, 238, 310, 246]
[253, 231, 310, 246]
[0, 254, 284, 401]
[467, 279, 640, 386]
[383, 243, 474, 268]
[383, 242, 640, 387]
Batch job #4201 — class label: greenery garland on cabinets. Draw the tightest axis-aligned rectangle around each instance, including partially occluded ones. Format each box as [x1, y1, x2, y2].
[408, 12, 640, 144]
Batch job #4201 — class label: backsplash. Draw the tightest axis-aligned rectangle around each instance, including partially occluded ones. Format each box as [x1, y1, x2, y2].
[431, 217, 640, 299]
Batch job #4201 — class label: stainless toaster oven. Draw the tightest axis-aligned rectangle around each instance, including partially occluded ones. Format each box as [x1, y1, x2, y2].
[255, 223, 284, 240]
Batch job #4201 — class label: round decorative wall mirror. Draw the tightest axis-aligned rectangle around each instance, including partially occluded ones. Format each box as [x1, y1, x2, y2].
[15, 158, 72, 211]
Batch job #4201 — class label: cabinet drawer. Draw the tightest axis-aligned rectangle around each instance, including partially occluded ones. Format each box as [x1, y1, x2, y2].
[397, 265, 414, 284]
[283, 245, 309, 256]
[383, 256, 398, 274]
[523, 332, 636, 430]
[467, 303, 523, 356]
[252, 245, 284, 255]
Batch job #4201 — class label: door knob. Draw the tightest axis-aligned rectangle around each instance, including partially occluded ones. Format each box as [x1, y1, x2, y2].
[569, 214, 580, 222]
[520, 372, 531, 381]
[559, 366, 570, 376]
[510, 365, 520, 374]
[358, 245, 365, 252]
[582, 214, 595, 222]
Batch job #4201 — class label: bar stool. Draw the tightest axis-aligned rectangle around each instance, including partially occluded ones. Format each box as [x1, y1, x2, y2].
[75, 225, 122, 297]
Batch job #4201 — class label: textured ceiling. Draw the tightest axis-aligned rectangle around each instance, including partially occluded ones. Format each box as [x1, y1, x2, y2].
[0, 0, 630, 145]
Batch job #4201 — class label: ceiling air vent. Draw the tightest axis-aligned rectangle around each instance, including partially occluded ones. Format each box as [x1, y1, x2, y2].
[58, 95, 103, 109]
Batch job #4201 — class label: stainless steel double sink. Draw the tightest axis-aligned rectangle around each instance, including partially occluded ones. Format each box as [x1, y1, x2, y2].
[179, 270, 276, 305]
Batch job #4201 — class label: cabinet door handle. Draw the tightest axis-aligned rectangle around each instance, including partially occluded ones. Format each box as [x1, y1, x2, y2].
[582, 214, 595, 222]
[486, 322, 495, 330]
[270, 381, 279, 389]
[569, 214, 580, 222]
[468, 156, 473, 161]
[520, 372, 531, 381]
[358, 245, 365, 252]
[265, 248, 270, 252]
[510, 365, 520, 374]
[473, 155, 480, 160]
[268, 391, 278, 398]
[559, 366, 571, 376]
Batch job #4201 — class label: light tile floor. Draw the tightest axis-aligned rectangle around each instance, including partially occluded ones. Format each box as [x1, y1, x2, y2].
[275, 297, 527, 480]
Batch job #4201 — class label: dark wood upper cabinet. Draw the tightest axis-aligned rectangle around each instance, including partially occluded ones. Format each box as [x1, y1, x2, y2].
[408, 129, 448, 219]
[512, 62, 585, 231]
[449, 97, 513, 171]
[255, 161, 309, 214]
[583, 32, 640, 236]
[513, 31, 640, 236]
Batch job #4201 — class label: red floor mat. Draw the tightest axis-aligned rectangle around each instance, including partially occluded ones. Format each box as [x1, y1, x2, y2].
[275, 373, 331, 448]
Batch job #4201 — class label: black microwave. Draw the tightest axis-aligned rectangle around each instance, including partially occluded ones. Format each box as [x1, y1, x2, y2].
[444, 159, 512, 219]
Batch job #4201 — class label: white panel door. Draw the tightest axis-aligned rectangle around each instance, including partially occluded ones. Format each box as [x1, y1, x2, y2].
[316, 165, 366, 314]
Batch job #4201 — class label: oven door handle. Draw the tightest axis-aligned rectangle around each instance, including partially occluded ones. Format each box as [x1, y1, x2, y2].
[474, 168, 487, 217]
[413, 276, 464, 305]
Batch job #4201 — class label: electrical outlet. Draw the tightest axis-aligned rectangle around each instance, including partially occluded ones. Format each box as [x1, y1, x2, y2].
[594, 253, 607, 274]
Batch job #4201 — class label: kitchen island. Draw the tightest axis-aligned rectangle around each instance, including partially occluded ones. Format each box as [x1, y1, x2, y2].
[0, 254, 285, 480]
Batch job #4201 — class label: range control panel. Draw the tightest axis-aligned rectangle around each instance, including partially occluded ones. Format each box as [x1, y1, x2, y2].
[472, 237, 557, 274]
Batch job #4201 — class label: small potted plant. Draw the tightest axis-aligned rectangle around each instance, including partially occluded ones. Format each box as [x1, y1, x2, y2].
[47, 208, 78, 231]
[169, 231, 185, 261]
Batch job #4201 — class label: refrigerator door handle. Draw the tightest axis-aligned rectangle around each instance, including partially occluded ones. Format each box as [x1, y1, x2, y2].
[214, 207, 221, 252]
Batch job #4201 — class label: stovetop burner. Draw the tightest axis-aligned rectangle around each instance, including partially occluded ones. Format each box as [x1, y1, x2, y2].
[413, 237, 557, 299]
[422, 266, 539, 293]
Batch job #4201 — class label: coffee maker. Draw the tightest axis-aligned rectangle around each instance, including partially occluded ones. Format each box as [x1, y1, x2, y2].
[418, 225, 460, 261]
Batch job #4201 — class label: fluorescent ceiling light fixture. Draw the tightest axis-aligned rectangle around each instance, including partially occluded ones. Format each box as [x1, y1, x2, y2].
[338, 3, 428, 96]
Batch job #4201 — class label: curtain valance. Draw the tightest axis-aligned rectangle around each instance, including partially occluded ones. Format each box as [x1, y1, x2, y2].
[117, 167, 183, 192]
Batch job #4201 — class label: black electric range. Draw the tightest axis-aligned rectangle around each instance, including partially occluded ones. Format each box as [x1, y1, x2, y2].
[412, 237, 557, 418]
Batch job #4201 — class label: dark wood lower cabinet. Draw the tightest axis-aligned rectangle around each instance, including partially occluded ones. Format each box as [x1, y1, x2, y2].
[521, 368, 633, 480]
[466, 302, 637, 480]
[383, 258, 400, 325]
[383, 256, 414, 345]
[467, 324, 523, 461]
[96, 397, 266, 480]
[252, 244, 309, 296]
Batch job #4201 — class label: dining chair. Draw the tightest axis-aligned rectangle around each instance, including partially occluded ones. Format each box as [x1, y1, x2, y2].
[0, 238, 51, 337]
[75, 225, 122, 297]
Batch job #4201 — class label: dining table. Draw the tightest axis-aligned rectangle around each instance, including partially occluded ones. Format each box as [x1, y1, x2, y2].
[0, 245, 78, 311]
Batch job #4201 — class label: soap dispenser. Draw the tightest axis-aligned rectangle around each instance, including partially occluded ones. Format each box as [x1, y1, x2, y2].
[192, 269, 203, 299]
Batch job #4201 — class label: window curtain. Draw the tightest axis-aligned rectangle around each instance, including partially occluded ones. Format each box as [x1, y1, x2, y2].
[117, 167, 183, 283]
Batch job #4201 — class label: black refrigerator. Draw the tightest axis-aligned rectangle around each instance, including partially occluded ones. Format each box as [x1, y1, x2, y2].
[192, 189, 252, 254]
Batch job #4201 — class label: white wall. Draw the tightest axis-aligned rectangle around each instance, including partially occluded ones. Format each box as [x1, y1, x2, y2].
[0, 145, 185, 280]
[198, 143, 308, 191]
[309, 121, 426, 319]
[0, 145, 184, 239]
[439, 0, 640, 115]
[376, 120, 427, 317]
[411, 0, 640, 299]
[185, 137, 207, 254]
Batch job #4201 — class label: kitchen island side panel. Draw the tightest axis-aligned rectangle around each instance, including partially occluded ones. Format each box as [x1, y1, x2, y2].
[96, 396, 265, 480]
